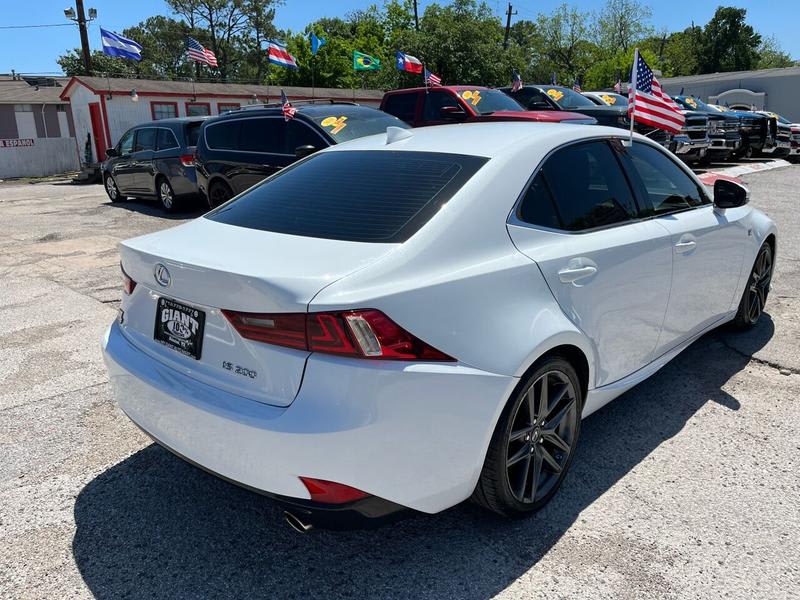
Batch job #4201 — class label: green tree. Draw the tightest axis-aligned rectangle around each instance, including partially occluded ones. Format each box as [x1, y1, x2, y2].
[697, 6, 761, 73]
[756, 35, 794, 69]
[57, 49, 138, 77]
[121, 16, 197, 80]
[593, 0, 653, 54]
[527, 3, 596, 86]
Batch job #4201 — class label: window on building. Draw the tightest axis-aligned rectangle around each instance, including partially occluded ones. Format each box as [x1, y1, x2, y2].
[218, 103, 240, 114]
[186, 103, 211, 117]
[56, 105, 67, 112]
[151, 102, 177, 120]
[14, 104, 33, 112]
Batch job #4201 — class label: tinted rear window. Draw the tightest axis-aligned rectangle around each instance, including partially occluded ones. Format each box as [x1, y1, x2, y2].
[206, 150, 488, 243]
[185, 122, 202, 146]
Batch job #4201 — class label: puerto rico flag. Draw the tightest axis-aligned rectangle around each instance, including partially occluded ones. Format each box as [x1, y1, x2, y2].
[268, 41, 298, 69]
[395, 51, 423, 74]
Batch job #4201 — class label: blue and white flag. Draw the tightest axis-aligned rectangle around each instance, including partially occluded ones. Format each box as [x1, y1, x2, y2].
[310, 32, 326, 56]
[100, 28, 142, 61]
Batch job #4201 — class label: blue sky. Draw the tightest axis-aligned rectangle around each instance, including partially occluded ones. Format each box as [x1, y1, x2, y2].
[1, 0, 797, 75]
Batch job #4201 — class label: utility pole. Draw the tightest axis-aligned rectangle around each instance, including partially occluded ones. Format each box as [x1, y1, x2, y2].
[64, 1, 97, 75]
[413, 0, 419, 31]
[503, 3, 517, 50]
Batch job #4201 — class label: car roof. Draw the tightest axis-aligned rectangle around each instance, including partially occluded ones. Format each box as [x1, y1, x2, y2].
[145, 117, 208, 126]
[322, 121, 636, 158]
[208, 102, 383, 121]
[384, 85, 491, 94]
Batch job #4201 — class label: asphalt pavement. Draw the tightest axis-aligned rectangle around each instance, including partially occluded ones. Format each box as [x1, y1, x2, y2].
[0, 167, 798, 599]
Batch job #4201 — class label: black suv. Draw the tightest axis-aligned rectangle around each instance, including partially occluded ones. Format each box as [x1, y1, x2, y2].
[195, 102, 409, 208]
[102, 117, 206, 212]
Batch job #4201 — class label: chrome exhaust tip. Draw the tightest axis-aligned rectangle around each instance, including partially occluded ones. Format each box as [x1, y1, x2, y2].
[284, 511, 314, 533]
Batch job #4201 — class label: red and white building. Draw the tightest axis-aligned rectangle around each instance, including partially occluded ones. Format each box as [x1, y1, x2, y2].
[60, 76, 384, 163]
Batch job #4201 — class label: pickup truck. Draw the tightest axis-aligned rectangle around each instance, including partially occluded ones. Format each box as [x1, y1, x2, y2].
[380, 86, 596, 126]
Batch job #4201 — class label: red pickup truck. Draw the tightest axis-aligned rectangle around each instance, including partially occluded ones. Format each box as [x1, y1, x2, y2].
[380, 86, 596, 126]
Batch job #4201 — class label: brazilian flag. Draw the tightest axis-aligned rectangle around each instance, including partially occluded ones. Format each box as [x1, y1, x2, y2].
[353, 51, 381, 71]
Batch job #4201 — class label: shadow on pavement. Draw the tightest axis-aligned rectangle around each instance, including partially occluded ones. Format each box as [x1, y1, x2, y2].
[104, 198, 206, 220]
[72, 317, 773, 599]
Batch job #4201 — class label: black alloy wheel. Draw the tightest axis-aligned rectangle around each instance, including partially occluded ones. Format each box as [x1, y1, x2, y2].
[473, 357, 582, 516]
[733, 242, 773, 329]
[208, 181, 233, 209]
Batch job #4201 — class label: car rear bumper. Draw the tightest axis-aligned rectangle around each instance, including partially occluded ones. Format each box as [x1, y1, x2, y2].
[102, 321, 515, 517]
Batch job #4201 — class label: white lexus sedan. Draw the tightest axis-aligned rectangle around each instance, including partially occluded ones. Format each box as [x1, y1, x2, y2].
[103, 122, 776, 531]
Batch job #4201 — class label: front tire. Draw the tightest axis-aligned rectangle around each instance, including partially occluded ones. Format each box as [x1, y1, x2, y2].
[104, 174, 124, 202]
[473, 357, 582, 517]
[732, 242, 773, 329]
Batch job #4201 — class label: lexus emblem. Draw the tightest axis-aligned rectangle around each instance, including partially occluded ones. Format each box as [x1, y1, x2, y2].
[154, 263, 171, 287]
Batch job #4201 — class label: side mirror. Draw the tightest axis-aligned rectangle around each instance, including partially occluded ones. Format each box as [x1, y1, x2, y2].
[294, 145, 317, 158]
[105, 147, 118, 157]
[714, 178, 749, 209]
[440, 105, 467, 120]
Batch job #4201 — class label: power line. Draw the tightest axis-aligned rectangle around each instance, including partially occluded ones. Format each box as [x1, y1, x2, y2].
[0, 23, 75, 30]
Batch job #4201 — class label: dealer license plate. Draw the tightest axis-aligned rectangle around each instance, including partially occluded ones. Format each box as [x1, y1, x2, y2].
[154, 297, 205, 360]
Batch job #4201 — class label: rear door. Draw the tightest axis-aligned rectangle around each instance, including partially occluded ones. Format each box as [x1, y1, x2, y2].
[131, 127, 157, 192]
[621, 142, 747, 355]
[507, 139, 673, 387]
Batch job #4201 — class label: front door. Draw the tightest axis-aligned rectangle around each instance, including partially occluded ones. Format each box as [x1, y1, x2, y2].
[88, 102, 106, 162]
[619, 142, 747, 356]
[507, 139, 673, 387]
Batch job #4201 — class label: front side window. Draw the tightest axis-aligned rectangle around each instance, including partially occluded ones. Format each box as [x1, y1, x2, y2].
[625, 143, 708, 215]
[423, 91, 460, 120]
[206, 150, 488, 243]
[523, 140, 637, 231]
[286, 121, 326, 153]
[151, 102, 177, 120]
[133, 128, 156, 152]
[117, 129, 134, 155]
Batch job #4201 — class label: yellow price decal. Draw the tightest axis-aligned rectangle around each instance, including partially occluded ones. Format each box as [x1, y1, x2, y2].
[600, 94, 617, 105]
[460, 90, 482, 106]
[546, 89, 564, 102]
[685, 97, 698, 109]
[321, 116, 348, 134]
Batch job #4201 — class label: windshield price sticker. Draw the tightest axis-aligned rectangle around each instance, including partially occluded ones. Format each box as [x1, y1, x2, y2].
[321, 116, 348, 134]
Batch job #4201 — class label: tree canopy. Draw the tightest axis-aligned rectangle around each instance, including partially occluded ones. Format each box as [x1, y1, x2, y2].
[57, 1, 797, 91]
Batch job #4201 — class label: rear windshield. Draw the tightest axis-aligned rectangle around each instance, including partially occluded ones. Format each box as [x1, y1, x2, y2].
[185, 122, 202, 146]
[206, 150, 488, 243]
[305, 107, 410, 143]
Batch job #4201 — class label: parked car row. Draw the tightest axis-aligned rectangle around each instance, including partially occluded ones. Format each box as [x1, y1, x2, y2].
[101, 85, 796, 214]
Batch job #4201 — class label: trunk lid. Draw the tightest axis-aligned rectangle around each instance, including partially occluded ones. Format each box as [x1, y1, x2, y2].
[118, 217, 397, 406]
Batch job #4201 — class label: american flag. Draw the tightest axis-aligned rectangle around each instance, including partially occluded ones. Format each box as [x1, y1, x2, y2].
[628, 50, 684, 134]
[614, 78, 622, 94]
[186, 37, 217, 67]
[572, 79, 582, 93]
[424, 68, 442, 86]
[511, 69, 523, 92]
[280, 89, 296, 121]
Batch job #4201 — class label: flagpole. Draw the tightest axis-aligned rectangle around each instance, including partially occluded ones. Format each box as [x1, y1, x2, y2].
[628, 48, 638, 146]
[312, 54, 316, 100]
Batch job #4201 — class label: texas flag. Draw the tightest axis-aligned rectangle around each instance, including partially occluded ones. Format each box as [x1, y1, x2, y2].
[267, 41, 298, 69]
[395, 51, 423, 74]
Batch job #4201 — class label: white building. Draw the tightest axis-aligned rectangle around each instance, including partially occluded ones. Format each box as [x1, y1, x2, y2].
[60, 76, 384, 163]
[0, 75, 81, 178]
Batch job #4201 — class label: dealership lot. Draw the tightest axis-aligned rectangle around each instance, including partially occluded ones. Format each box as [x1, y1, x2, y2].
[1, 165, 798, 598]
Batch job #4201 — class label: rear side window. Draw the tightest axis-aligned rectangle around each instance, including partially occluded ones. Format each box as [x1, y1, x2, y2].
[205, 120, 241, 150]
[185, 122, 202, 146]
[625, 143, 708, 215]
[206, 150, 488, 243]
[133, 128, 156, 152]
[519, 140, 637, 231]
[156, 128, 178, 151]
[240, 117, 285, 153]
[383, 93, 418, 123]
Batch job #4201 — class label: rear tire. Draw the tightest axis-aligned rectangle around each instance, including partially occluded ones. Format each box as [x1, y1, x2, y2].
[104, 174, 124, 202]
[157, 176, 179, 213]
[472, 357, 582, 517]
[732, 242, 773, 330]
[207, 180, 233, 209]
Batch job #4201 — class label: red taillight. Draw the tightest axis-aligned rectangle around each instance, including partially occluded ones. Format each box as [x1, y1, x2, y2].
[221, 309, 455, 361]
[299, 477, 370, 504]
[179, 154, 195, 167]
[121, 264, 136, 295]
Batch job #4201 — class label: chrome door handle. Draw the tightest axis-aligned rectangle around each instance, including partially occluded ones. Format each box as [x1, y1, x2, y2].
[558, 265, 598, 283]
[674, 240, 697, 254]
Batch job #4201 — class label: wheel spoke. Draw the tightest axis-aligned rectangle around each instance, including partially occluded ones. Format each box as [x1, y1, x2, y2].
[545, 396, 575, 430]
[526, 386, 537, 426]
[528, 450, 542, 501]
[540, 447, 562, 473]
[537, 373, 548, 422]
[514, 455, 531, 500]
[510, 428, 531, 443]
[507, 445, 529, 468]
[542, 430, 570, 453]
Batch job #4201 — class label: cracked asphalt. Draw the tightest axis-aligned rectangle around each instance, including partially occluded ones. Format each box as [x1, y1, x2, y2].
[1, 166, 798, 599]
